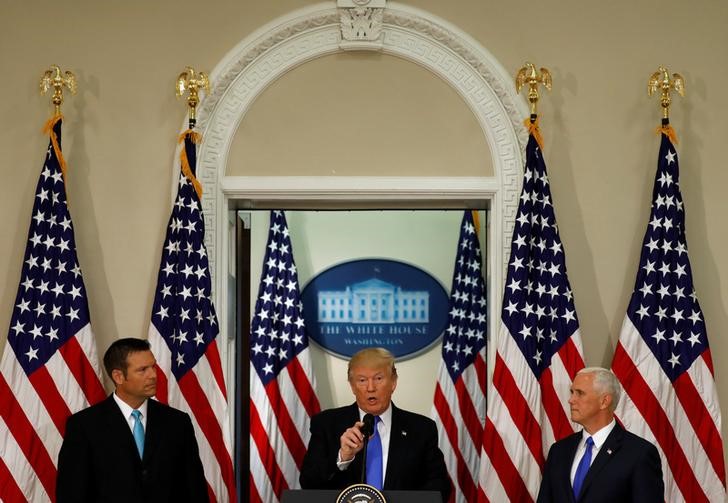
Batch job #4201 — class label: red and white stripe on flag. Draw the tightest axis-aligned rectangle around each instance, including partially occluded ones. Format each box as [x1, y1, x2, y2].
[149, 329, 236, 502]
[479, 130, 585, 501]
[433, 348, 487, 502]
[614, 320, 724, 502]
[612, 130, 725, 502]
[147, 131, 236, 502]
[432, 211, 488, 503]
[0, 117, 105, 502]
[479, 323, 583, 501]
[1, 325, 104, 502]
[249, 347, 320, 503]
[248, 211, 320, 503]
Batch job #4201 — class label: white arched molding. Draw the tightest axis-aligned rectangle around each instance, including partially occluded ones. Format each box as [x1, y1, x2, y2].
[192, 1, 528, 382]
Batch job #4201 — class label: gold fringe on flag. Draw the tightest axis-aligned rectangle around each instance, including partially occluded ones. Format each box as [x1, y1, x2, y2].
[42, 114, 68, 182]
[656, 123, 679, 145]
[471, 210, 480, 233]
[524, 117, 545, 150]
[178, 129, 203, 199]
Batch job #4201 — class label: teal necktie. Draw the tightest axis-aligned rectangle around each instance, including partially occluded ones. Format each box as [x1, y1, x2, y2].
[131, 409, 145, 458]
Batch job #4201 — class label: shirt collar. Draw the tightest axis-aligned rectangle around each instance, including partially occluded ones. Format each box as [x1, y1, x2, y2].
[582, 418, 616, 450]
[112, 392, 149, 419]
[358, 402, 393, 428]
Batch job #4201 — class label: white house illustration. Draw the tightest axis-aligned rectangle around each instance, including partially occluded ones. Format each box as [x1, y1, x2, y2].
[318, 278, 430, 324]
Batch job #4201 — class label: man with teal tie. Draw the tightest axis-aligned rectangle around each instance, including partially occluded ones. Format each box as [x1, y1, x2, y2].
[537, 367, 664, 503]
[56, 338, 208, 503]
[300, 347, 451, 500]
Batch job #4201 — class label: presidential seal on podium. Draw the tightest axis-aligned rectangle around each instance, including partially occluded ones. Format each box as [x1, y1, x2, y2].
[337, 483, 387, 503]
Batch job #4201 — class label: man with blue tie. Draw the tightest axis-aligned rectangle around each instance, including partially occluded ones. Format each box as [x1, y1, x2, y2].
[56, 338, 208, 503]
[300, 347, 451, 500]
[537, 367, 664, 503]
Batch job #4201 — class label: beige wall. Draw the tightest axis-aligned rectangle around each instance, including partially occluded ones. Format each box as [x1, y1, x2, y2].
[2, 0, 727, 464]
[229, 52, 492, 177]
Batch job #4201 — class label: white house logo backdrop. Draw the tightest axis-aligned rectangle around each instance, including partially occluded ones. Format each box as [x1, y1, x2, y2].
[301, 259, 448, 359]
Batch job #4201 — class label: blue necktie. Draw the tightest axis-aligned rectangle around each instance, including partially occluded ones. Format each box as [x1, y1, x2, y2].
[131, 409, 145, 458]
[573, 436, 594, 499]
[366, 416, 383, 489]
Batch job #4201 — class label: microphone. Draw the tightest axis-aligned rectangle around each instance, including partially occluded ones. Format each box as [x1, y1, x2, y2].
[359, 413, 375, 483]
[360, 413, 375, 437]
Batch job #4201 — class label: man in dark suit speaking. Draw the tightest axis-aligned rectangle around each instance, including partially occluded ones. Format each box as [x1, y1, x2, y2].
[56, 338, 208, 503]
[537, 367, 664, 503]
[300, 347, 451, 500]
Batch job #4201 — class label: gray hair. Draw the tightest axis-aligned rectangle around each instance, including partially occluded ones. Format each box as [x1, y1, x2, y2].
[577, 367, 622, 410]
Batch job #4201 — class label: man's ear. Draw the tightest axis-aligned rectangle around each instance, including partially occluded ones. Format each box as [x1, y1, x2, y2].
[600, 393, 612, 411]
[111, 368, 124, 386]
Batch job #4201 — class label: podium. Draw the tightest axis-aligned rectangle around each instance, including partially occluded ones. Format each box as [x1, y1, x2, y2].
[281, 489, 442, 503]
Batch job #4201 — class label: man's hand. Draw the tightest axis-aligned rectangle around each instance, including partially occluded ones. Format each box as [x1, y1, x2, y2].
[339, 421, 366, 462]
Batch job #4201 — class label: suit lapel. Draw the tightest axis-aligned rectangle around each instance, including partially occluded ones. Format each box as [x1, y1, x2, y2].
[344, 403, 365, 480]
[346, 402, 360, 424]
[143, 399, 162, 464]
[561, 432, 581, 503]
[577, 423, 624, 501]
[103, 395, 143, 465]
[383, 404, 405, 489]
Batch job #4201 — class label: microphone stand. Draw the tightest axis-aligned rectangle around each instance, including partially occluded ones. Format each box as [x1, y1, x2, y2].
[359, 413, 375, 484]
[359, 434, 370, 484]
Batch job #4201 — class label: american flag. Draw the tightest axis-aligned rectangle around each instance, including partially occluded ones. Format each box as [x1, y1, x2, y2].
[432, 210, 487, 503]
[479, 125, 585, 501]
[249, 210, 320, 503]
[148, 130, 236, 502]
[0, 116, 105, 502]
[611, 127, 726, 501]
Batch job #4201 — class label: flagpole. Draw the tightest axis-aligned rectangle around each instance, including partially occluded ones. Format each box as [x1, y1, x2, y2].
[480, 61, 586, 501]
[176, 66, 210, 131]
[175, 66, 209, 194]
[611, 66, 726, 501]
[0, 66, 105, 500]
[146, 65, 237, 501]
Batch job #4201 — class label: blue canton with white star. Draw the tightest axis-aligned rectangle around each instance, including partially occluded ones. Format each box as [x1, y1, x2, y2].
[626, 133, 707, 381]
[150, 135, 217, 380]
[501, 134, 580, 378]
[442, 211, 487, 382]
[250, 211, 309, 386]
[8, 120, 91, 374]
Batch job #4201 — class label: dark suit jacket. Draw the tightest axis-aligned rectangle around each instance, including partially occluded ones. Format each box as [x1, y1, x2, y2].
[56, 395, 209, 503]
[536, 422, 664, 503]
[300, 403, 451, 500]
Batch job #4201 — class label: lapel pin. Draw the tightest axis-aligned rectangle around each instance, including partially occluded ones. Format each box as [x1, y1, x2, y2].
[607, 449, 613, 455]
[402, 430, 407, 436]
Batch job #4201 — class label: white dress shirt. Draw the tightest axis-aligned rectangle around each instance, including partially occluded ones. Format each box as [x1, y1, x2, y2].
[337, 404, 393, 483]
[570, 419, 616, 485]
[112, 393, 149, 434]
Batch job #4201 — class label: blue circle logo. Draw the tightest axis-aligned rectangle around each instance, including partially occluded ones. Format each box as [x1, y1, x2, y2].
[301, 259, 448, 359]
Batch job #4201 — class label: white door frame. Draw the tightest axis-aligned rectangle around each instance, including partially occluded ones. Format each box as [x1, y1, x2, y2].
[188, 1, 528, 401]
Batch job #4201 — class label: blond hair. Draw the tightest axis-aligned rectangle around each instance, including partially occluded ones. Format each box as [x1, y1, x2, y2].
[347, 347, 397, 381]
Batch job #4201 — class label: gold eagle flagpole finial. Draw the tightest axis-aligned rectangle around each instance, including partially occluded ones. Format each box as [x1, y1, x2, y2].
[647, 66, 685, 121]
[176, 66, 210, 130]
[40, 65, 77, 116]
[515, 62, 552, 118]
